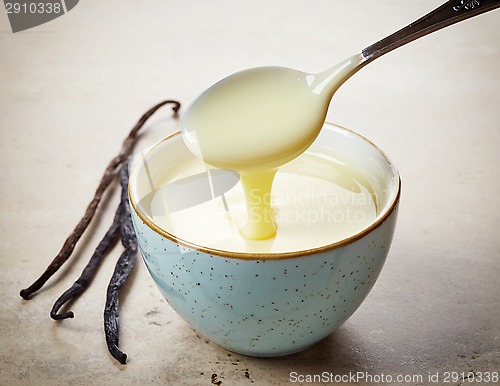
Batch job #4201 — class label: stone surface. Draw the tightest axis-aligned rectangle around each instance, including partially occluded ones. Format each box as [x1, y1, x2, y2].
[0, 1, 499, 385]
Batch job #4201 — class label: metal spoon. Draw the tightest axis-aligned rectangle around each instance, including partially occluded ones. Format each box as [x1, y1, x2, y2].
[181, 0, 500, 171]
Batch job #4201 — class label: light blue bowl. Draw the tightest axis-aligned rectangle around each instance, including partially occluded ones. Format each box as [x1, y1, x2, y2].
[129, 123, 400, 357]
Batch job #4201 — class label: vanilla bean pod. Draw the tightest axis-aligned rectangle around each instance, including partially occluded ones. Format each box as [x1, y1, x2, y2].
[20, 100, 180, 300]
[50, 204, 123, 320]
[104, 159, 138, 364]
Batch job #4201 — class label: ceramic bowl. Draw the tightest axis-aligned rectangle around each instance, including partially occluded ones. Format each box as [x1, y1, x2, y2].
[128, 123, 400, 357]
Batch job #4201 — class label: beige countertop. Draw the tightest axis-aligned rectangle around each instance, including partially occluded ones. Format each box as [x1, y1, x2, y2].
[1, 1, 499, 385]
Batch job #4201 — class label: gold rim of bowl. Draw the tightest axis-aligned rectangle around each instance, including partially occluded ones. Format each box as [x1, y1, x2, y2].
[129, 123, 401, 261]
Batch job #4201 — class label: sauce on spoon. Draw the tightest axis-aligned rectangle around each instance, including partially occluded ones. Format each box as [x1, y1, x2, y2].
[181, 54, 365, 239]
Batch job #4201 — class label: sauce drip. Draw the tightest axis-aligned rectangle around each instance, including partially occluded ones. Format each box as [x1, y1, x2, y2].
[181, 54, 365, 239]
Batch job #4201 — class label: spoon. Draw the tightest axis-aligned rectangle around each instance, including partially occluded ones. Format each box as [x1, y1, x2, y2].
[181, 0, 500, 172]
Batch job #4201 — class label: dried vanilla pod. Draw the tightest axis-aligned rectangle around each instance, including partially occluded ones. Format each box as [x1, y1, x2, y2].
[19, 100, 181, 364]
[50, 204, 123, 320]
[20, 100, 180, 300]
[104, 159, 138, 365]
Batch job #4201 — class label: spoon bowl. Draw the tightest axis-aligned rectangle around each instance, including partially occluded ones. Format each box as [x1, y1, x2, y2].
[181, 55, 365, 171]
[182, 66, 326, 171]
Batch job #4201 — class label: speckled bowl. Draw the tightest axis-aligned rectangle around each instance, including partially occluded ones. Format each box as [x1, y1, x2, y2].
[128, 123, 400, 357]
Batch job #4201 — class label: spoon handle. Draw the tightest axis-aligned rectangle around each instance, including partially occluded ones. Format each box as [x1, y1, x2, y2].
[362, 0, 500, 61]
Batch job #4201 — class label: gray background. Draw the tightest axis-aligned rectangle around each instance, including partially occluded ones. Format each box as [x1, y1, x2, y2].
[1, 0, 499, 385]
